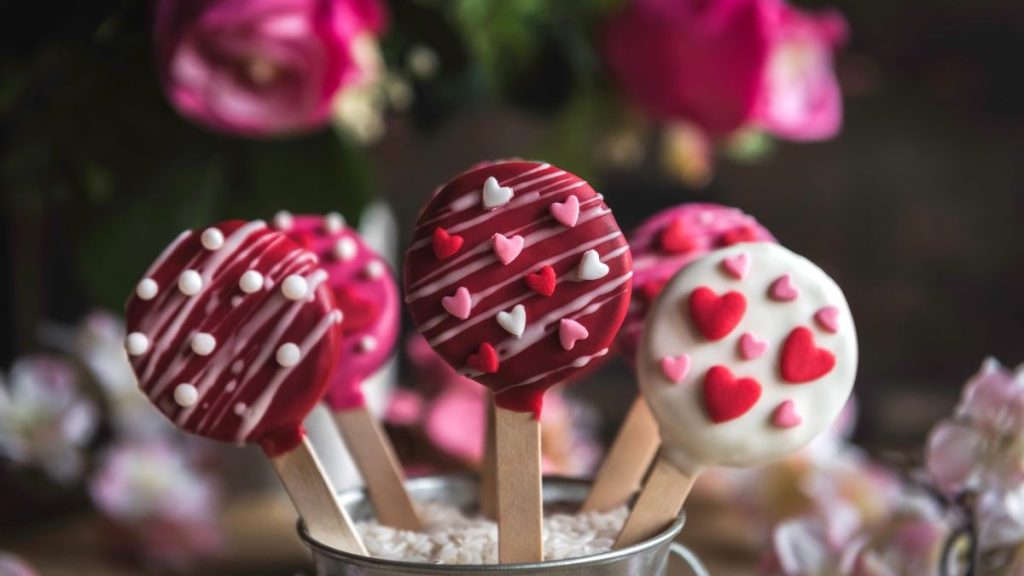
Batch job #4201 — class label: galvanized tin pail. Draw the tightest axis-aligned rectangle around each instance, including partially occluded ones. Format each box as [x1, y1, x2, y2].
[298, 474, 708, 575]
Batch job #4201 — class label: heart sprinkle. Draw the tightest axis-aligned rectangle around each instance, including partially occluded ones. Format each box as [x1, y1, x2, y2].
[481, 176, 514, 209]
[577, 249, 609, 281]
[525, 266, 556, 296]
[559, 319, 589, 350]
[492, 233, 525, 265]
[722, 252, 751, 280]
[660, 354, 692, 384]
[703, 365, 762, 424]
[467, 343, 499, 374]
[771, 400, 802, 428]
[441, 287, 473, 320]
[739, 332, 768, 360]
[549, 194, 581, 227]
[496, 304, 527, 338]
[769, 274, 800, 301]
[815, 305, 840, 333]
[432, 227, 464, 260]
[688, 286, 746, 341]
[780, 327, 836, 383]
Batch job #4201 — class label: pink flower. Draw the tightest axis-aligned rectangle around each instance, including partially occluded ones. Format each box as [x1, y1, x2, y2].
[606, 0, 775, 136]
[155, 0, 385, 137]
[605, 0, 846, 140]
[753, 5, 847, 140]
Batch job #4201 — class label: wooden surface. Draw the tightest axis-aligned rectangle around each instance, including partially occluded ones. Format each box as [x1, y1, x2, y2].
[333, 407, 423, 531]
[614, 457, 697, 549]
[479, 394, 498, 520]
[581, 396, 661, 512]
[267, 436, 367, 555]
[494, 407, 543, 563]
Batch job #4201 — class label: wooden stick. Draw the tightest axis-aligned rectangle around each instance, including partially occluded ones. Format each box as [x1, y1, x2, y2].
[267, 436, 368, 555]
[495, 406, 543, 563]
[333, 407, 423, 531]
[479, 393, 497, 519]
[581, 396, 661, 512]
[613, 457, 697, 549]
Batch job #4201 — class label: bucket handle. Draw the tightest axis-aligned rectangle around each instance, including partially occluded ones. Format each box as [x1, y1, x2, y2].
[670, 543, 711, 576]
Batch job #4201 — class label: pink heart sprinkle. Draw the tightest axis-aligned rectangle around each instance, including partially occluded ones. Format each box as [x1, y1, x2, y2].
[492, 233, 525, 265]
[441, 287, 472, 320]
[769, 274, 800, 301]
[549, 195, 581, 228]
[660, 354, 692, 384]
[772, 400, 802, 429]
[559, 319, 589, 351]
[721, 252, 751, 280]
[739, 332, 768, 360]
[815, 305, 840, 333]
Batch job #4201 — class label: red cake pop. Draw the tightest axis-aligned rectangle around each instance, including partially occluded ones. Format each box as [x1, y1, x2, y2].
[276, 213, 421, 531]
[403, 161, 633, 416]
[124, 219, 364, 553]
[404, 160, 632, 562]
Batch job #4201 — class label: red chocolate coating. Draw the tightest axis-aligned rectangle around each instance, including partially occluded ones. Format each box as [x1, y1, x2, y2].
[124, 220, 342, 456]
[404, 161, 633, 416]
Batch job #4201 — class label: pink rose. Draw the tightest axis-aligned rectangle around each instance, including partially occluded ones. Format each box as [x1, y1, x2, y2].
[753, 4, 847, 141]
[605, 0, 846, 140]
[606, 0, 775, 136]
[155, 0, 384, 137]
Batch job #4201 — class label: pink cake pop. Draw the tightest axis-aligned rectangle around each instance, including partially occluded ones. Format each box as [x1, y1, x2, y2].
[619, 203, 776, 363]
[404, 160, 633, 416]
[124, 219, 364, 553]
[277, 213, 399, 409]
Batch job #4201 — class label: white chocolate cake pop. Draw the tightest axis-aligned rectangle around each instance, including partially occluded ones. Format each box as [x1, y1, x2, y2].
[638, 242, 857, 473]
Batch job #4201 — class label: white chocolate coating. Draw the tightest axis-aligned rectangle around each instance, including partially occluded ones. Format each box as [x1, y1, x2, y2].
[638, 243, 857, 473]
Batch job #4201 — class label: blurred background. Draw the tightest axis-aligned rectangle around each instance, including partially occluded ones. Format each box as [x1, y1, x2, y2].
[2, 0, 1023, 574]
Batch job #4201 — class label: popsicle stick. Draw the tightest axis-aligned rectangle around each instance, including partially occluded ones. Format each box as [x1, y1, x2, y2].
[479, 393, 498, 519]
[613, 457, 697, 549]
[581, 396, 661, 512]
[333, 407, 423, 531]
[267, 436, 368, 555]
[495, 406, 543, 563]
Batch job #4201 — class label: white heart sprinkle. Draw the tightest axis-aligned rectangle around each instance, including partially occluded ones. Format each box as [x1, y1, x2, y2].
[333, 237, 358, 261]
[200, 228, 224, 250]
[174, 383, 198, 407]
[136, 278, 158, 300]
[496, 304, 527, 338]
[576, 250, 609, 281]
[178, 270, 203, 295]
[125, 332, 149, 356]
[276, 343, 301, 367]
[239, 270, 263, 293]
[482, 176, 514, 209]
[190, 332, 216, 356]
[281, 275, 308, 300]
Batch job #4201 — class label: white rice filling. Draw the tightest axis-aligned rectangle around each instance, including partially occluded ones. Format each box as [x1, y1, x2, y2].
[356, 502, 629, 564]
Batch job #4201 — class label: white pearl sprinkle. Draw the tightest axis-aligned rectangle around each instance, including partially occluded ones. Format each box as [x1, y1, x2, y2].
[364, 260, 385, 279]
[276, 343, 301, 367]
[239, 270, 264, 293]
[136, 279, 158, 300]
[359, 336, 378, 353]
[178, 270, 203, 295]
[174, 384, 199, 407]
[332, 237, 358, 261]
[273, 210, 294, 230]
[190, 332, 216, 356]
[125, 332, 149, 356]
[281, 275, 308, 300]
[200, 228, 224, 250]
[324, 212, 346, 233]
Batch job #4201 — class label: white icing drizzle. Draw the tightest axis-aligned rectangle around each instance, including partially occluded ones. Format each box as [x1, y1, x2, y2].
[503, 348, 610, 391]
[234, 309, 342, 443]
[415, 163, 551, 230]
[136, 279, 159, 300]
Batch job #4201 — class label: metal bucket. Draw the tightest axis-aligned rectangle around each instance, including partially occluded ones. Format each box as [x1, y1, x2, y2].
[299, 474, 709, 576]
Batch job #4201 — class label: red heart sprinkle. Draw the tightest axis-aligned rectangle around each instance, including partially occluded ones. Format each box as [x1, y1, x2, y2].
[780, 327, 836, 383]
[467, 342, 499, 374]
[703, 365, 762, 424]
[333, 286, 379, 332]
[432, 227, 464, 260]
[639, 278, 669, 303]
[719, 225, 759, 247]
[688, 286, 746, 341]
[659, 217, 698, 254]
[525, 266, 556, 296]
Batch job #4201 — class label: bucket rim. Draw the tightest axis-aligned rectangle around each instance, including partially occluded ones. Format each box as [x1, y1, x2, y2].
[297, 473, 687, 573]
